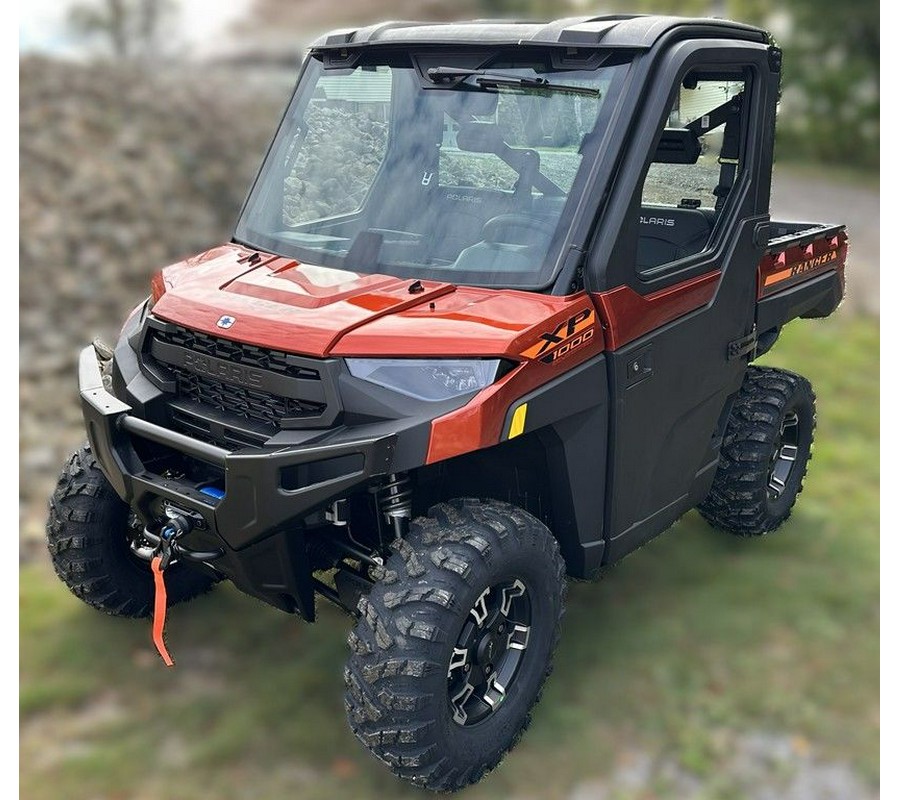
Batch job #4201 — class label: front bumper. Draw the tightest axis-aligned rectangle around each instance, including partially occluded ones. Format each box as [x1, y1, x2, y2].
[79, 345, 397, 618]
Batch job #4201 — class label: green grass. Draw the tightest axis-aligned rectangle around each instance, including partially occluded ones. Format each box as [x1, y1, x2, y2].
[20, 316, 879, 799]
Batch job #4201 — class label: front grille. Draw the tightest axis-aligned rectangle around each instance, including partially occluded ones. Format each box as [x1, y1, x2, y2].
[152, 326, 320, 380]
[169, 405, 271, 449]
[143, 321, 338, 448]
[167, 364, 326, 428]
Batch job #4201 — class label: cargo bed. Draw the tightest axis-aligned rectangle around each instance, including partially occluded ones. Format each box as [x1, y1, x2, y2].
[767, 220, 846, 251]
[755, 220, 848, 350]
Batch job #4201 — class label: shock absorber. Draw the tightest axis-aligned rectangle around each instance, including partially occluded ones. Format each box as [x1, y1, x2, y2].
[377, 472, 412, 539]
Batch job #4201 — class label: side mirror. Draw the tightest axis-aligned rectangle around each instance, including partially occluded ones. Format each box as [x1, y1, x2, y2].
[653, 128, 701, 164]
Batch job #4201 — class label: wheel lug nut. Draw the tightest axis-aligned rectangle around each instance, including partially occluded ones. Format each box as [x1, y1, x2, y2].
[464, 664, 471, 673]
[486, 664, 492, 674]
[498, 624, 504, 633]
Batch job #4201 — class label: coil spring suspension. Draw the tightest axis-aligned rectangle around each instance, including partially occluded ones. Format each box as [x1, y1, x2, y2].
[377, 473, 412, 539]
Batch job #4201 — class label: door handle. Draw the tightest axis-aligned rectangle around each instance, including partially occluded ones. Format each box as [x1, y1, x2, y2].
[626, 345, 653, 387]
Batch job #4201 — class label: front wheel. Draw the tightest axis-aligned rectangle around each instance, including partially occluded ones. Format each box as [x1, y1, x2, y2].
[46, 444, 218, 617]
[344, 499, 566, 791]
[699, 366, 816, 535]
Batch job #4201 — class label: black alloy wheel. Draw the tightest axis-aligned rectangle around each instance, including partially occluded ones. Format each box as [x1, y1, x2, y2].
[447, 578, 532, 726]
[699, 366, 816, 535]
[344, 498, 566, 791]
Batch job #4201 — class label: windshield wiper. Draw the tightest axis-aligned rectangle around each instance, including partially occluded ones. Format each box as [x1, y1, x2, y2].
[426, 67, 601, 98]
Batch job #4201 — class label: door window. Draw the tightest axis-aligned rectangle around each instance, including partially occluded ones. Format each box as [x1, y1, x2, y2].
[635, 71, 748, 274]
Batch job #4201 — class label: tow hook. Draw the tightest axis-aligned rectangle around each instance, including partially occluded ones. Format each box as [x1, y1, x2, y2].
[145, 512, 221, 668]
[162, 511, 193, 539]
[139, 511, 224, 565]
[148, 517, 191, 668]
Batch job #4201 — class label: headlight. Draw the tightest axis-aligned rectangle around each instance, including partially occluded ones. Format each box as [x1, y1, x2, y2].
[345, 358, 502, 401]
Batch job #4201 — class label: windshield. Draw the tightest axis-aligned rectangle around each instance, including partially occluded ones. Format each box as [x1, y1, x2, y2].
[235, 50, 629, 289]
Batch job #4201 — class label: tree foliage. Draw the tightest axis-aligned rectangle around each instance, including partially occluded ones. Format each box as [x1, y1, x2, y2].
[775, 0, 878, 167]
[67, 0, 175, 60]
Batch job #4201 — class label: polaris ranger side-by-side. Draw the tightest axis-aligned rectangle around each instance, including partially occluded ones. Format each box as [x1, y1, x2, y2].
[48, 14, 847, 790]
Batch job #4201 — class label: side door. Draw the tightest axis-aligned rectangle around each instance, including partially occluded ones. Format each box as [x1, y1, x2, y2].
[589, 42, 780, 561]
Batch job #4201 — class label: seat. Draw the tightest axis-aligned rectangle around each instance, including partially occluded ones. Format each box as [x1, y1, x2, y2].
[636, 205, 715, 270]
[451, 214, 555, 272]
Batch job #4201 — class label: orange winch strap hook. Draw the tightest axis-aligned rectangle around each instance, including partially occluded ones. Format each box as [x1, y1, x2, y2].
[150, 555, 175, 667]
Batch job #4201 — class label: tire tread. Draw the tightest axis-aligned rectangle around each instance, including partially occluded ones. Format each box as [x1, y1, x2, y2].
[699, 366, 816, 535]
[46, 443, 217, 618]
[344, 498, 566, 791]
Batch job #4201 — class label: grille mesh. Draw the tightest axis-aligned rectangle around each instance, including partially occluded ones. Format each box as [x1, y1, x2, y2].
[152, 326, 320, 380]
[166, 365, 325, 429]
[147, 324, 329, 446]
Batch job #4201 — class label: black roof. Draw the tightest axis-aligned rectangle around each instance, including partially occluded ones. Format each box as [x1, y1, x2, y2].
[310, 14, 768, 52]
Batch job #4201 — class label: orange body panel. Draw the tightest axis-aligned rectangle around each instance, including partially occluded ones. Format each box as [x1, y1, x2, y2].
[151, 244, 747, 464]
[592, 271, 721, 350]
[757, 230, 848, 298]
[152, 244, 592, 359]
[425, 300, 603, 463]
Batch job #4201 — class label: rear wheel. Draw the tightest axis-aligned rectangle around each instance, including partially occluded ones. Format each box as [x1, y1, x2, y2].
[46, 443, 217, 617]
[344, 498, 566, 791]
[699, 366, 816, 535]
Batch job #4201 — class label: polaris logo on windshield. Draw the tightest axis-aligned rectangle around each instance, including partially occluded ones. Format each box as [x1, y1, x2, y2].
[640, 216, 675, 227]
[445, 193, 482, 204]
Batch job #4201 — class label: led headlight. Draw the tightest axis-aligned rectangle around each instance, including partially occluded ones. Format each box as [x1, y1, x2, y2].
[345, 359, 502, 402]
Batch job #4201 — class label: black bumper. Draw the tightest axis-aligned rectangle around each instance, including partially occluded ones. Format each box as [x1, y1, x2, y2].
[80, 345, 397, 618]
